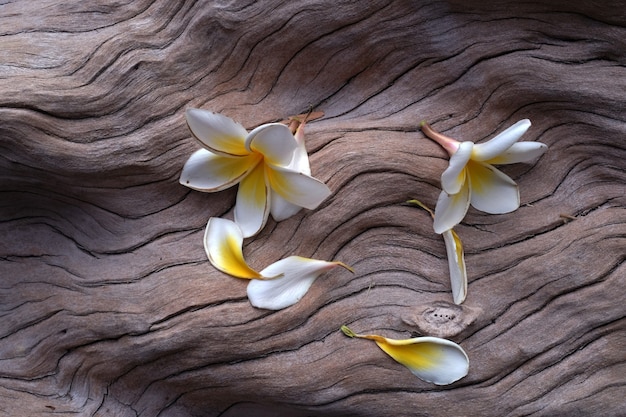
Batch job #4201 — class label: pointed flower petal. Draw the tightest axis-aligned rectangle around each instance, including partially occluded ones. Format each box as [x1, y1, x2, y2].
[433, 186, 470, 234]
[247, 257, 352, 310]
[266, 165, 331, 210]
[179, 149, 261, 192]
[442, 229, 467, 304]
[186, 109, 250, 157]
[406, 199, 468, 304]
[234, 162, 270, 238]
[441, 141, 473, 194]
[246, 123, 298, 167]
[484, 141, 548, 165]
[204, 218, 262, 279]
[341, 326, 469, 385]
[467, 160, 519, 214]
[471, 119, 531, 162]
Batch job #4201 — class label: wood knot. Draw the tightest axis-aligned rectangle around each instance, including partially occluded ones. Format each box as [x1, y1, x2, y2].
[403, 300, 482, 338]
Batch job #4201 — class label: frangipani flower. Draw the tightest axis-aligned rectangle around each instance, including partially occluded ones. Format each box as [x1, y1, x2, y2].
[407, 199, 467, 304]
[180, 109, 331, 237]
[340, 325, 469, 385]
[205, 217, 353, 310]
[421, 119, 547, 233]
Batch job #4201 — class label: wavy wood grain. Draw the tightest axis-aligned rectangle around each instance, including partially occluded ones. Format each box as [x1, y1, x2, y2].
[1, 0, 625, 416]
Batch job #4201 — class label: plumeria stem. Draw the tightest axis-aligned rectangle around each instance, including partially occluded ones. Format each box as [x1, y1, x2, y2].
[340, 325, 386, 343]
[420, 121, 460, 156]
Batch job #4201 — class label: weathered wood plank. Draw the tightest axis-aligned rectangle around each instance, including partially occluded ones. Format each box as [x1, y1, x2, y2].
[1, 0, 625, 415]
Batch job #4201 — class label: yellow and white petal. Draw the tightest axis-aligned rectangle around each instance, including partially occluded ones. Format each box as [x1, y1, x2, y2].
[203, 217, 262, 279]
[441, 141, 473, 194]
[234, 162, 270, 238]
[247, 257, 351, 310]
[266, 165, 331, 210]
[471, 119, 531, 162]
[246, 123, 298, 167]
[179, 149, 260, 192]
[270, 193, 303, 222]
[442, 229, 467, 304]
[467, 160, 519, 214]
[484, 141, 548, 165]
[433, 186, 470, 234]
[186, 109, 250, 157]
[340, 326, 469, 385]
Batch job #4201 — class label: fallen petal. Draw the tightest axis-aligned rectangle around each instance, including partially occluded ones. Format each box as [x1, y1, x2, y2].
[442, 229, 467, 304]
[247, 257, 352, 310]
[186, 109, 249, 157]
[472, 119, 531, 161]
[204, 217, 262, 279]
[340, 326, 469, 385]
[467, 160, 519, 214]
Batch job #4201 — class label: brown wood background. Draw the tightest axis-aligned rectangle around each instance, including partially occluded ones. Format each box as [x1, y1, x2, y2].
[1, 1, 625, 416]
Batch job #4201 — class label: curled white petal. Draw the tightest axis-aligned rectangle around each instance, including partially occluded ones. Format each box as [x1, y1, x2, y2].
[433, 186, 470, 234]
[471, 119, 531, 161]
[442, 229, 467, 304]
[247, 257, 349, 310]
[245, 123, 298, 167]
[203, 218, 262, 279]
[186, 109, 249, 157]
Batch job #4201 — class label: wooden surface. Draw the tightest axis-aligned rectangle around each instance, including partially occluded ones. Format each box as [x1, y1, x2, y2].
[1, 1, 625, 416]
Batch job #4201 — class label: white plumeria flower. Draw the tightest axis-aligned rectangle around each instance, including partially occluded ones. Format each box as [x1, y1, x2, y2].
[180, 109, 331, 237]
[204, 217, 352, 310]
[341, 325, 469, 385]
[407, 199, 467, 304]
[421, 119, 547, 233]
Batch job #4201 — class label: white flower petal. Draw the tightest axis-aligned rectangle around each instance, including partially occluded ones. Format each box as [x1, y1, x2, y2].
[270, 192, 303, 221]
[287, 122, 312, 174]
[266, 165, 331, 210]
[179, 149, 260, 192]
[376, 336, 469, 385]
[234, 162, 270, 238]
[248, 256, 349, 310]
[341, 326, 469, 385]
[433, 186, 470, 234]
[467, 160, 519, 214]
[472, 119, 531, 162]
[186, 109, 249, 157]
[246, 123, 298, 167]
[441, 141, 473, 194]
[203, 218, 262, 279]
[442, 229, 467, 304]
[484, 141, 548, 165]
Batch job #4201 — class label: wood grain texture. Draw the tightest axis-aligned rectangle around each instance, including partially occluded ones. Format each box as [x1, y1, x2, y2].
[1, 0, 625, 416]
